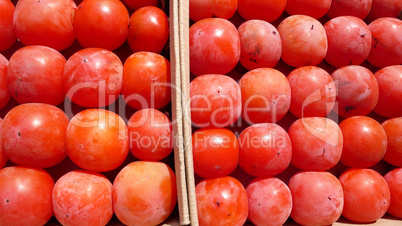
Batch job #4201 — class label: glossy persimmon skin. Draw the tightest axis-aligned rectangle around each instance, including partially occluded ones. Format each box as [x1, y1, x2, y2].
[0, 0, 16, 52]
[289, 171, 344, 225]
[190, 0, 237, 21]
[189, 18, 240, 76]
[53, 170, 113, 226]
[128, 6, 169, 54]
[382, 118, 402, 166]
[0, 166, 54, 226]
[192, 128, 239, 178]
[196, 176, 248, 226]
[285, 0, 331, 19]
[74, 0, 129, 50]
[63, 48, 123, 108]
[8, 45, 66, 106]
[374, 65, 402, 118]
[190, 74, 241, 128]
[13, 0, 76, 51]
[121, 52, 171, 110]
[238, 0, 286, 22]
[1, 103, 69, 168]
[331, 66, 379, 118]
[246, 177, 292, 226]
[113, 161, 177, 225]
[238, 20, 282, 70]
[366, 0, 402, 22]
[327, 0, 372, 19]
[128, 108, 173, 161]
[65, 109, 129, 172]
[339, 116, 387, 168]
[277, 15, 328, 67]
[0, 54, 10, 109]
[289, 117, 343, 171]
[240, 68, 291, 124]
[324, 16, 372, 67]
[340, 168, 390, 223]
[288, 66, 336, 118]
[384, 168, 402, 218]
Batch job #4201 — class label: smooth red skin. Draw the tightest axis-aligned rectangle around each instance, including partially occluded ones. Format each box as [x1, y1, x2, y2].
[340, 168, 390, 223]
[382, 118, 402, 166]
[192, 128, 239, 178]
[63, 48, 123, 108]
[7, 45, 66, 106]
[289, 117, 343, 170]
[339, 116, 387, 168]
[189, 0, 237, 21]
[384, 168, 402, 218]
[113, 161, 177, 225]
[331, 66, 379, 118]
[1, 103, 69, 168]
[0, 119, 6, 169]
[128, 6, 169, 54]
[277, 15, 328, 67]
[238, 20, 281, 70]
[367, 18, 402, 68]
[288, 66, 336, 118]
[366, 0, 402, 22]
[66, 109, 129, 172]
[53, 170, 113, 226]
[13, 0, 76, 51]
[122, 52, 171, 110]
[240, 68, 290, 124]
[74, 0, 129, 50]
[190, 74, 241, 128]
[0, 166, 54, 226]
[196, 176, 248, 226]
[238, 123, 292, 177]
[286, 0, 331, 19]
[246, 177, 292, 226]
[0, 54, 10, 109]
[121, 0, 158, 11]
[238, 0, 286, 22]
[327, 0, 372, 19]
[289, 171, 344, 225]
[0, 0, 16, 52]
[374, 65, 402, 118]
[128, 108, 173, 161]
[189, 18, 240, 76]
[324, 16, 372, 67]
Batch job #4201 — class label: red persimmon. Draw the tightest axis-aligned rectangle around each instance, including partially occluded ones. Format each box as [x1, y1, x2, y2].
[53, 170, 113, 226]
[63, 48, 123, 108]
[8, 45, 66, 106]
[384, 168, 402, 218]
[0, 0, 16, 52]
[190, 74, 241, 127]
[277, 15, 328, 67]
[74, 0, 129, 50]
[196, 176, 248, 225]
[382, 118, 402, 166]
[65, 109, 129, 172]
[340, 168, 390, 223]
[240, 68, 291, 124]
[238, 20, 282, 70]
[113, 161, 177, 225]
[339, 116, 387, 168]
[121, 0, 158, 11]
[190, 0, 237, 21]
[287, 66, 336, 118]
[0, 119, 6, 169]
[1, 103, 69, 168]
[13, 0, 76, 51]
[374, 65, 402, 117]
[327, 0, 372, 20]
[0, 166, 54, 226]
[0, 54, 10, 109]
[128, 108, 173, 161]
[366, 0, 402, 22]
[122, 52, 171, 110]
[128, 6, 169, 54]
[331, 65, 379, 118]
[238, 0, 286, 22]
[189, 18, 240, 76]
[192, 128, 239, 178]
[286, 0, 332, 19]
[324, 16, 372, 67]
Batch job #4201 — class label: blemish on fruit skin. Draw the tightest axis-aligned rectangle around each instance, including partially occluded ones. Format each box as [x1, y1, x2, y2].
[17, 132, 21, 136]
[215, 201, 221, 207]
[6, 199, 9, 203]
[311, 25, 314, 30]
